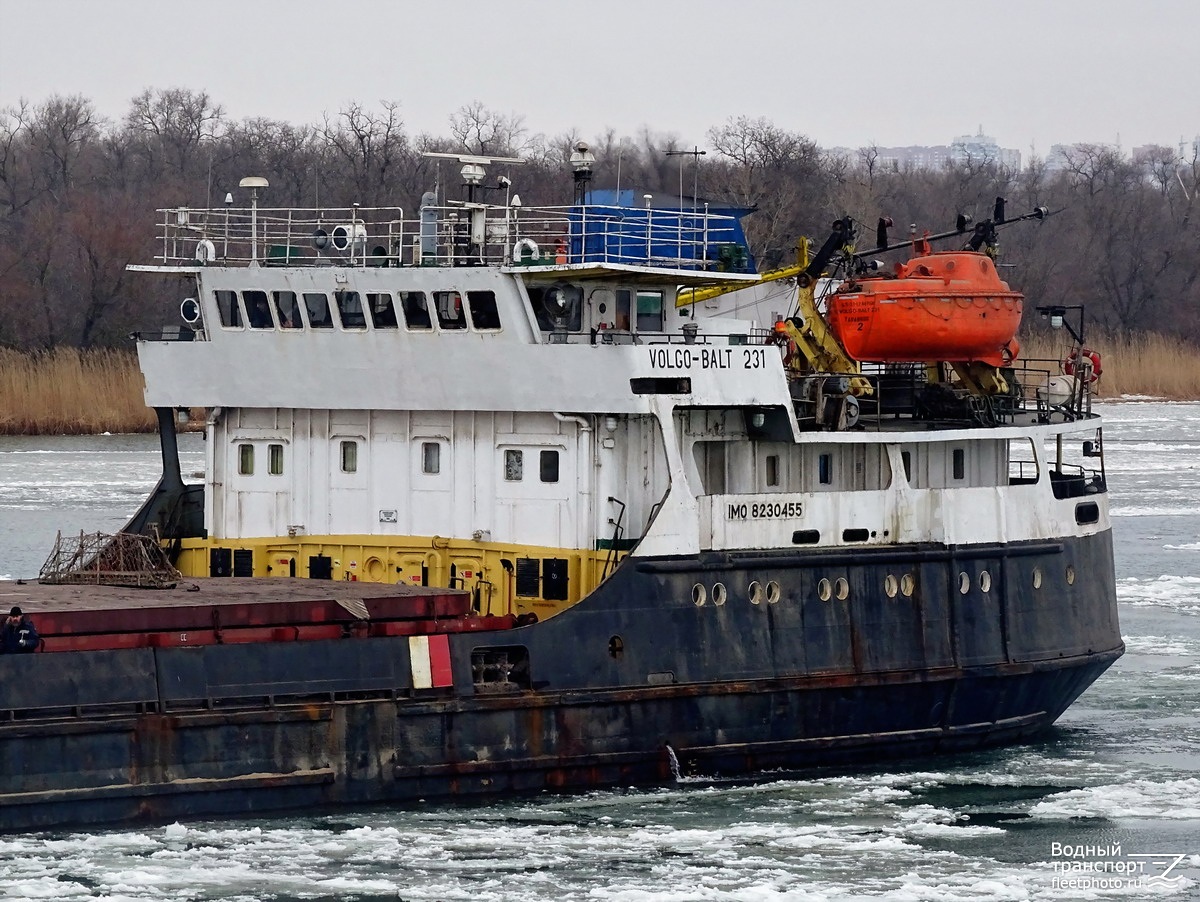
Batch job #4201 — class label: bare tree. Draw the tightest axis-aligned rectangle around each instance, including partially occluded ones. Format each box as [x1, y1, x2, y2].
[319, 101, 409, 205]
[448, 101, 529, 156]
[28, 94, 100, 194]
[125, 88, 225, 180]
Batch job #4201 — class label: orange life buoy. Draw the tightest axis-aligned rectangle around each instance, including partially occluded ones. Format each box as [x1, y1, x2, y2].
[1063, 347, 1102, 382]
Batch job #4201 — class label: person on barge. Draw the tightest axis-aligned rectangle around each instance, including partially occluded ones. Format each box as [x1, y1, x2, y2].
[1, 606, 39, 653]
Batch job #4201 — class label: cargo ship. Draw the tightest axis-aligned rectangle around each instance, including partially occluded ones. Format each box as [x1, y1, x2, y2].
[0, 151, 1121, 832]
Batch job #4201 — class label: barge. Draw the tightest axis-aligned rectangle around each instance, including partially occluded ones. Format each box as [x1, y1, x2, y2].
[0, 152, 1121, 831]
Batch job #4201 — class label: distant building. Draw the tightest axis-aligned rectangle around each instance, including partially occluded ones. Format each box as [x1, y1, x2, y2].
[875, 145, 952, 170]
[949, 128, 1021, 170]
[852, 129, 1020, 172]
[1045, 144, 1078, 172]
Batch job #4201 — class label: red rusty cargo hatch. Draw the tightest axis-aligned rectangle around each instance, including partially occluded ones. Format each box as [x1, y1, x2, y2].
[0, 578, 515, 653]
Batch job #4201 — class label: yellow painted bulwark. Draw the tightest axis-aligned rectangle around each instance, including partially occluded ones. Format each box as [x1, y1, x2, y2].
[173, 534, 624, 620]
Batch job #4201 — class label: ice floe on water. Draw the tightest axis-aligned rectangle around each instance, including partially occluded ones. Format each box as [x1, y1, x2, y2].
[1029, 778, 1200, 820]
[1, 750, 1197, 901]
[1117, 576, 1200, 614]
[1121, 634, 1198, 657]
[1110, 506, 1200, 518]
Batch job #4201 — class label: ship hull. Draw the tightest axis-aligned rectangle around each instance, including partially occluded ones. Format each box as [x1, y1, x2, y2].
[0, 531, 1121, 832]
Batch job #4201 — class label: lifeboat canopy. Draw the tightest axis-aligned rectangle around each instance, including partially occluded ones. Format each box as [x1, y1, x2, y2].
[826, 251, 1023, 367]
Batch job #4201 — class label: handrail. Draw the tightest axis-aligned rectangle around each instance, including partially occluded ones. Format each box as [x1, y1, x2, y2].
[146, 202, 749, 274]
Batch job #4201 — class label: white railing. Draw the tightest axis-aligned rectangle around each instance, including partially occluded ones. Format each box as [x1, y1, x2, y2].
[156, 205, 406, 267]
[151, 202, 751, 274]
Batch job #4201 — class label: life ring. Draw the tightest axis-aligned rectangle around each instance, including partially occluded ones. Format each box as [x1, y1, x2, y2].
[194, 239, 217, 264]
[513, 238, 540, 263]
[1063, 347, 1102, 382]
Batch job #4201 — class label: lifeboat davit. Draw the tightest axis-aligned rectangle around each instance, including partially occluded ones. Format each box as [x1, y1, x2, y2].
[826, 252, 1023, 367]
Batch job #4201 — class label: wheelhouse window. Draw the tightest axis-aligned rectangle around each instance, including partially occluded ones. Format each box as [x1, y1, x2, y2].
[268, 443, 284, 475]
[400, 291, 432, 330]
[272, 291, 302, 329]
[434, 291, 467, 330]
[952, 448, 965, 480]
[615, 289, 632, 330]
[504, 449, 524, 481]
[367, 292, 398, 329]
[245, 290, 273, 329]
[304, 292, 334, 329]
[238, 443, 254, 475]
[215, 290, 242, 328]
[528, 286, 582, 332]
[422, 441, 441, 474]
[539, 449, 559, 483]
[467, 290, 502, 330]
[340, 440, 358, 473]
[636, 290, 664, 332]
[335, 290, 366, 329]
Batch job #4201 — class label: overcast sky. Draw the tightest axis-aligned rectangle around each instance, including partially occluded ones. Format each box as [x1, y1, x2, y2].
[1, 0, 1196, 158]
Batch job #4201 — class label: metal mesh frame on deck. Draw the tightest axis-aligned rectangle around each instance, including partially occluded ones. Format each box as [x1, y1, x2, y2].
[38, 531, 182, 589]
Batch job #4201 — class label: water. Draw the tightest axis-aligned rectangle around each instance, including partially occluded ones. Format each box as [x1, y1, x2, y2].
[0, 433, 206, 580]
[1, 404, 1198, 901]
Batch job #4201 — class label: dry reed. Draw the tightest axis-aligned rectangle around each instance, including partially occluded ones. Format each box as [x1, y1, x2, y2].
[0, 348, 156, 435]
[1019, 330, 1200, 401]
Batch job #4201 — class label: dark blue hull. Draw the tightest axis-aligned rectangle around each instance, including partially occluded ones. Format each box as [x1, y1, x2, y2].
[0, 531, 1122, 832]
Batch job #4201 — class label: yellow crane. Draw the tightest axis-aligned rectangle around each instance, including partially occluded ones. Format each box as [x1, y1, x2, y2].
[681, 220, 873, 397]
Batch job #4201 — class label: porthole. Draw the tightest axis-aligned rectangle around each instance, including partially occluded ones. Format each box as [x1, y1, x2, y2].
[692, 584, 706, 607]
[1032, 567, 1043, 590]
[884, 574, 898, 598]
[979, 570, 992, 593]
[1066, 565, 1076, 585]
[900, 573, 915, 597]
[766, 580, 781, 604]
[712, 582, 727, 606]
[748, 580, 764, 605]
[835, 577, 849, 601]
[817, 578, 832, 602]
[958, 571, 970, 595]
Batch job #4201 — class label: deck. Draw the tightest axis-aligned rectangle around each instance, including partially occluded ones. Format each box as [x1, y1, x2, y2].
[0, 578, 510, 653]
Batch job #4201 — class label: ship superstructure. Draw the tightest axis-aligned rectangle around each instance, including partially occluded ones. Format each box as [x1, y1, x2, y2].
[0, 154, 1122, 831]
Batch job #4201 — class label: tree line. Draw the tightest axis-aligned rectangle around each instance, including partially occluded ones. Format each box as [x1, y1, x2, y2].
[1, 89, 1197, 350]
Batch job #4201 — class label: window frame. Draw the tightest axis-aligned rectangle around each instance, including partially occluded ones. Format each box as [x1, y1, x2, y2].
[466, 290, 502, 331]
[818, 453, 833, 485]
[272, 291, 303, 330]
[340, 440, 358, 473]
[214, 290, 244, 329]
[334, 290, 366, 330]
[539, 449, 560, 483]
[303, 292, 335, 329]
[504, 449, 524, 482]
[421, 441, 441, 475]
[238, 443, 254, 475]
[367, 292, 399, 330]
[433, 290, 467, 331]
[244, 289, 274, 329]
[399, 291, 433, 331]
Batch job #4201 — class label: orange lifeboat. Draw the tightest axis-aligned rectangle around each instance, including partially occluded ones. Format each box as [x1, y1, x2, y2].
[826, 252, 1023, 367]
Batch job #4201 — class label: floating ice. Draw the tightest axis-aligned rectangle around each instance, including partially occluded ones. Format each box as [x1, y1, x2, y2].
[1030, 777, 1200, 820]
[1118, 576, 1200, 615]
